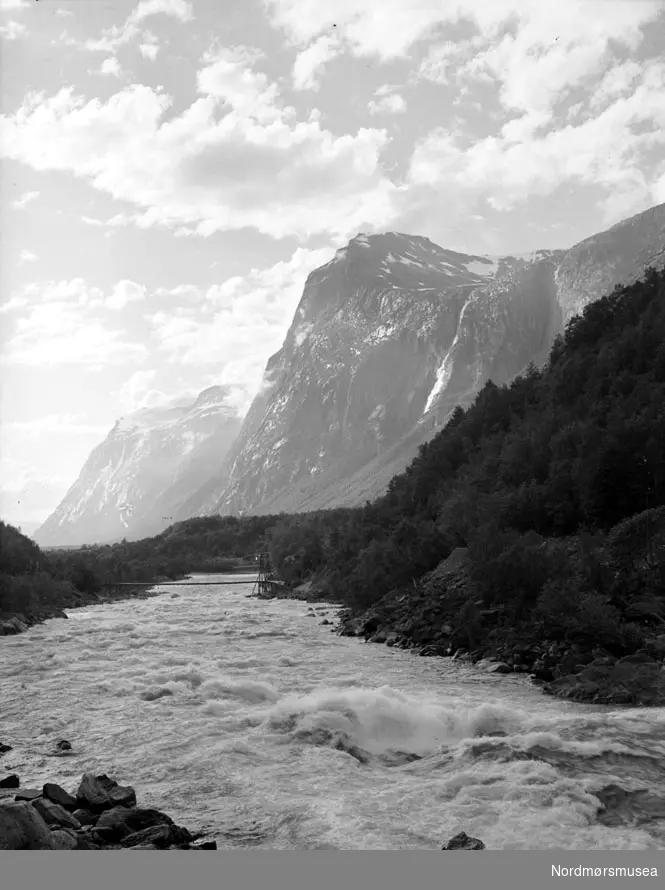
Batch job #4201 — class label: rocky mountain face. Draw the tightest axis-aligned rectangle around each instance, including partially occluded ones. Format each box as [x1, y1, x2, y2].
[38, 204, 665, 543]
[187, 203, 665, 518]
[34, 387, 243, 546]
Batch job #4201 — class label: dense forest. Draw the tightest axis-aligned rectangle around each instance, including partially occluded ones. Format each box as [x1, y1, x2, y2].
[0, 515, 278, 618]
[2, 268, 665, 666]
[265, 267, 665, 657]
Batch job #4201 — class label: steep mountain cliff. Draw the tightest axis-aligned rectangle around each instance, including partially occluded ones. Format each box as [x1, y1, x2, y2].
[189, 204, 665, 518]
[34, 387, 243, 546]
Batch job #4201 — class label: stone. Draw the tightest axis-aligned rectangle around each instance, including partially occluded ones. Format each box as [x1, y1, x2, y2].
[14, 789, 42, 803]
[0, 800, 56, 849]
[72, 807, 97, 826]
[190, 838, 218, 850]
[0, 744, 13, 755]
[441, 831, 486, 850]
[43, 782, 78, 811]
[0, 774, 20, 789]
[121, 824, 173, 849]
[50, 828, 78, 850]
[74, 833, 102, 850]
[56, 740, 72, 751]
[76, 773, 137, 812]
[32, 797, 81, 830]
[486, 662, 513, 674]
[94, 806, 174, 842]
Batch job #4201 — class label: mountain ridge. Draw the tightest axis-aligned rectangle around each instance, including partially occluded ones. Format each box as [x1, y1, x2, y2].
[35, 203, 665, 541]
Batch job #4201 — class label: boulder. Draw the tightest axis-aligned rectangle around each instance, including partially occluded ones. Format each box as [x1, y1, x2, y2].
[74, 833, 102, 850]
[0, 744, 13, 755]
[32, 797, 81, 830]
[50, 828, 78, 850]
[486, 662, 513, 674]
[442, 831, 486, 850]
[0, 774, 20, 789]
[43, 782, 77, 811]
[72, 808, 97, 826]
[15, 789, 42, 803]
[0, 800, 56, 849]
[76, 773, 137, 812]
[120, 824, 175, 849]
[93, 806, 174, 843]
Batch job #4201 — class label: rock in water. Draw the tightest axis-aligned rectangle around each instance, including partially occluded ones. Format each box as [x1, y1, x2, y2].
[76, 773, 137, 812]
[43, 782, 77, 810]
[0, 775, 20, 789]
[93, 806, 175, 842]
[441, 831, 486, 850]
[14, 789, 42, 803]
[0, 744, 13, 755]
[0, 800, 56, 849]
[120, 824, 174, 849]
[32, 798, 81, 830]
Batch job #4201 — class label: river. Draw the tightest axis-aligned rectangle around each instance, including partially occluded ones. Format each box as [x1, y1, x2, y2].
[1, 574, 664, 849]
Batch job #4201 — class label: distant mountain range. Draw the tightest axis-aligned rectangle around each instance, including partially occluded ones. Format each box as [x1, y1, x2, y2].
[34, 203, 665, 546]
[34, 387, 243, 546]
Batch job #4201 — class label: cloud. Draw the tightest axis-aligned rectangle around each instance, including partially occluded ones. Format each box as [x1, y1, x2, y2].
[0, 296, 28, 314]
[83, 0, 193, 53]
[19, 249, 38, 263]
[0, 20, 26, 40]
[115, 369, 162, 412]
[267, 0, 663, 126]
[12, 190, 39, 209]
[292, 35, 341, 91]
[0, 50, 398, 241]
[2, 304, 148, 367]
[148, 246, 332, 395]
[1, 280, 149, 366]
[368, 86, 407, 116]
[104, 279, 147, 310]
[406, 59, 665, 222]
[139, 40, 160, 60]
[129, 0, 193, 25]
[100, 57, 122, 77]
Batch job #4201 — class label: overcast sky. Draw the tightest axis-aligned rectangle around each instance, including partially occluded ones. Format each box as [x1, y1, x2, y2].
[1, 0, 664, 531]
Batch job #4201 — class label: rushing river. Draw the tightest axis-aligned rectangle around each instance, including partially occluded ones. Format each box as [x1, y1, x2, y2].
[1, 574, 664, 850]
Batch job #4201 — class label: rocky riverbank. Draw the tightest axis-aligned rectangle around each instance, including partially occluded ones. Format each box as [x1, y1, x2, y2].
[0, 747, 217, 850]
[0, 578, 190, 638]
[333, 549, 665, 707]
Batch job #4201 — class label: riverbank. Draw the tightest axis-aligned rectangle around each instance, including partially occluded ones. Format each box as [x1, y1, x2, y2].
[255, 552, 665, 708]
[0, 577, 190, 637]
[0, 751, 217, 850]
[332, 551, 665, 707]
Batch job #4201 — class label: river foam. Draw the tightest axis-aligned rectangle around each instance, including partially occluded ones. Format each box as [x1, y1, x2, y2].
[1, 574, 664, 849]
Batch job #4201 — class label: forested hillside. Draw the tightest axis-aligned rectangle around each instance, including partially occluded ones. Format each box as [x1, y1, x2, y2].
[266, 267, 665, 607]
[0, 516, 277, 627]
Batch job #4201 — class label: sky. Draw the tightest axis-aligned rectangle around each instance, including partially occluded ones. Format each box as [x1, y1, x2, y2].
[1, 0, 665, 532]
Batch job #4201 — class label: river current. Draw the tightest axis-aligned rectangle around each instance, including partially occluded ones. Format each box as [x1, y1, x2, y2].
[1, 574, 664, 849]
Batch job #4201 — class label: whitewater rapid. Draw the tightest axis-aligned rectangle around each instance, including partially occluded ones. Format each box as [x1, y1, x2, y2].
[1, 574, 664, 849]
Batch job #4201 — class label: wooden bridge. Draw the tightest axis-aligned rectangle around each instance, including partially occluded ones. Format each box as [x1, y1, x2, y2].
[106, 551, 287, 597]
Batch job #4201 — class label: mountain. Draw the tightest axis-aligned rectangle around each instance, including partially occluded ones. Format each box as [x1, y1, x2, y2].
[34, 387, 244, 546]
[185, 203, 665, 518]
